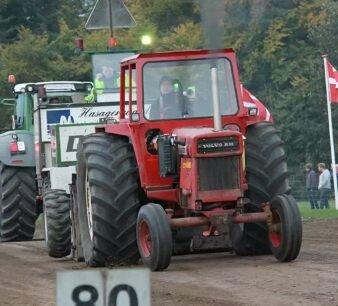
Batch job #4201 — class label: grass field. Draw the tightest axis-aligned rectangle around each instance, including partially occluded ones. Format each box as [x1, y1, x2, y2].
[298, 200, 338, 219]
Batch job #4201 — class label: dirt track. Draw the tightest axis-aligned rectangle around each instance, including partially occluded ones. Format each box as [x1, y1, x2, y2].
[0, 218, 337, 306]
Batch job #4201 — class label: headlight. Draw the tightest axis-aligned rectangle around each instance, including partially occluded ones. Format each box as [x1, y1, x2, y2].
[248, 107, 258, 116]
[224, 124, 240, 132]
[26, 85, 34, 92]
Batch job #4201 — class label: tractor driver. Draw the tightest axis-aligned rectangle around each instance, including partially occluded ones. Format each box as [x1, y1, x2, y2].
[149, 76, 185, 120]
[49, 97, 60, 104]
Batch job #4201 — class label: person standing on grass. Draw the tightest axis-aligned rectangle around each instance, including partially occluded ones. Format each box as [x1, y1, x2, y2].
[305, 163, 319, 209]
[318, 163, 331, 209]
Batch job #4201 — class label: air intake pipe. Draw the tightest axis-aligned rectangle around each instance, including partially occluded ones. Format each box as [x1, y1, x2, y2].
[211, 66, 222, 132]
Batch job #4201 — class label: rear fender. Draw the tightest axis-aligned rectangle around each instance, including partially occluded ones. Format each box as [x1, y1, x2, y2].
[0, 131, 35, 167]
[241, 85, 273, 124]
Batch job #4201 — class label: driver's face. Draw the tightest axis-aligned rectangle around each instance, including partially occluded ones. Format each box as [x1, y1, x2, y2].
[160, 81, 173, 95]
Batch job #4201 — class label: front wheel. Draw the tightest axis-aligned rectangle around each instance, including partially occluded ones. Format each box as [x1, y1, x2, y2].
[137, 204, 172, 271]
[269, 194, 302, 262]
[43, 189, 71, 258]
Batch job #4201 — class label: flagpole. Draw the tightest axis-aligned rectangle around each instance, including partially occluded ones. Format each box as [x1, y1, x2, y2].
[323, 55, 338, 210]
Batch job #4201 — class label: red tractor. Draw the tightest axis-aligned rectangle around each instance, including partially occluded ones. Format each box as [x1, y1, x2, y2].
[74, 49, 302, 271]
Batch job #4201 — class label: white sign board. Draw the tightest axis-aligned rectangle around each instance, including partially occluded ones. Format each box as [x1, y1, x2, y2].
[40, 105, 120, 142]
[57, 269, 150, 306]
[57, 124, 97, 163]
[97, 92, 120, 103]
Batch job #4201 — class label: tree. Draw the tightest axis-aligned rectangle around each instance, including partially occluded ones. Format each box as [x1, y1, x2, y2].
[161, 22, 203, 51]
[0, 0, 90, 43]
[0, 0, 60, 43]
[126, 0, 199, 35]
[0, 26, 90, 89]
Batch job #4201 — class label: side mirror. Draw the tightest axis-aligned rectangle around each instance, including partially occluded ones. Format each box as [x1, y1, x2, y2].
[0, 98, 16, 107]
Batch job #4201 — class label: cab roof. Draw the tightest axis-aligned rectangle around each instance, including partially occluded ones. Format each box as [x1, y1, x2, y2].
[14, 81, 92, 94]
[121, 49, 236, 65]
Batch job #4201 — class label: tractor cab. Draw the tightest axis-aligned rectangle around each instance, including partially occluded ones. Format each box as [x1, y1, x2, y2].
[117, 49, 245, 123]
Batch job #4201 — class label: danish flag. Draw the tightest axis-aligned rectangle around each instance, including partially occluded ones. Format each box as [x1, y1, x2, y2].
[327, 61, 338, 103]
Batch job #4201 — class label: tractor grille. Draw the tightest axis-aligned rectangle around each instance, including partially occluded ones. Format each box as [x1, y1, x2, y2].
[198, 156, 240, 191]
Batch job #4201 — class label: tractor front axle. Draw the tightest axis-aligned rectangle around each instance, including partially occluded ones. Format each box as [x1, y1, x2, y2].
[168, 204, 271, 229]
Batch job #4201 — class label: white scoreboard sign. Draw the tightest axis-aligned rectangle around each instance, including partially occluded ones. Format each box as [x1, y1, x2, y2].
[40, 105, 120, 142]
[57, 269, 150, 306]
[56, 124, 97, 164]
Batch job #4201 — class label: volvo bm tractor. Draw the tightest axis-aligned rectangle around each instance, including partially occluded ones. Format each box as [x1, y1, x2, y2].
[73, 49, 302, 271]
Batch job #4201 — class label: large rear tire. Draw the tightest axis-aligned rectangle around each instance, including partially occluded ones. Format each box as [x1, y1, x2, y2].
[76, 133, 141, 267]
[70, 179, 84, 261]
[232, 122, 291, 255]
[0, 163, 37, 242]
[44, 189, 71, 258]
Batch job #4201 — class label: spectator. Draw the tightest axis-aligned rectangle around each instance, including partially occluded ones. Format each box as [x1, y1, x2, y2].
[94, 66, 119, 94]
[318, 163, 331, 209]
[305, 163, 319, 209]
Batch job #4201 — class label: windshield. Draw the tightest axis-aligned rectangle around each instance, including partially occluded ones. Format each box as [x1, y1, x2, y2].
[0, 104, 14, 132]
[15, 94, 26, 128]
[46, 94, 87, 104]
[143, 58, 238, 120]
[92, 53, 134, 93]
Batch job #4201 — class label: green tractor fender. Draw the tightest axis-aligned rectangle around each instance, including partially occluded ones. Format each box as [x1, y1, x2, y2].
[0, 131, 35, 167]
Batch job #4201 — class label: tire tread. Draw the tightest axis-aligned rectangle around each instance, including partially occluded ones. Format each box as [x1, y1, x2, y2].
[44, 189, 71, 258]
[0, 164, 37, 242]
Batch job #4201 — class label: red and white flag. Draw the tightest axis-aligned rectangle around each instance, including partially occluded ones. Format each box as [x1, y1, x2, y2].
[323, 57, 338, 209]
[327, 60, 338, 103]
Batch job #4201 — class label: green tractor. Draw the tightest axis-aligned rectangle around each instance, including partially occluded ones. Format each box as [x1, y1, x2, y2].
[0, 84, 37, 242]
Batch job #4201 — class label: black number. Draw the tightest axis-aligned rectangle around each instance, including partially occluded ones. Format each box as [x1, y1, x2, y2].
[72, 285, 99, 306]
[109, 284, 138, 306]
[71, 283, 139, 306]
[66, 135, 83, 152]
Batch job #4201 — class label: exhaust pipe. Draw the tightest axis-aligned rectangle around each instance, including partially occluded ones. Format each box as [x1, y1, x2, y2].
[211, 66, 222, 131]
